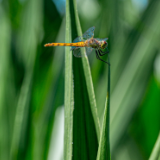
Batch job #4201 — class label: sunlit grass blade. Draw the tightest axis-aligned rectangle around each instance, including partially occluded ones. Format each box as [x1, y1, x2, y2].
[149, 133, 160, 160]
[64, 0, 73, 159]
[0, 6, 11, 160]
[97, 56, 111, 160]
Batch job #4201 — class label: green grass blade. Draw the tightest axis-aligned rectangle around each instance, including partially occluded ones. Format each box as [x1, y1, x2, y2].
[0, 6, 11, 160]
[67, 0, 100, 159]
[73, 0, 101, 141]
[72, 59, 98, 159]
[149, 133, 160, 160]
[97, 56, 111, 160]
[11, 72, 32, 159]
[64, 0, 73, 159]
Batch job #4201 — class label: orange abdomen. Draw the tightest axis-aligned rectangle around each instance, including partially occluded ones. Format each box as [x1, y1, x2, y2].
[44, 42, 86, 47]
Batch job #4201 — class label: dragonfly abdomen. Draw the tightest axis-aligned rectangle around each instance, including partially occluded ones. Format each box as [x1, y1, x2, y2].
[44, 42, 86, 47]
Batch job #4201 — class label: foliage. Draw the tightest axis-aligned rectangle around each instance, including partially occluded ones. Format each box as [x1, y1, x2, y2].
[0, 0, 160, 160]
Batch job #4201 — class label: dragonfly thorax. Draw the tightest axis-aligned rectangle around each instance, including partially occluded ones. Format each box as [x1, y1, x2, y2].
[87, 38, 100, 49]
[87, 38, 108, 49]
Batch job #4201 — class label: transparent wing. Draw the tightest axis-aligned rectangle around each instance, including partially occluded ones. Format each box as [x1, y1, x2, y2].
[72, 47, 93, 58]
[86, 47, 93, 55]
[72, 47, 82, 58]
[82, 26, 95, 40]
[73, 36, 84, 43]
[95, 38, 108, 41]
[72, 27, 95, 42]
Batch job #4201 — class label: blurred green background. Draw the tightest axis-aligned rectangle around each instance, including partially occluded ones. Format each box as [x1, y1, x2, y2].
[0, 0, 160, 160]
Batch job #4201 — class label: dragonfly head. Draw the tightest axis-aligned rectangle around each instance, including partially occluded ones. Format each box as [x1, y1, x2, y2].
[100, 40, 108, 49]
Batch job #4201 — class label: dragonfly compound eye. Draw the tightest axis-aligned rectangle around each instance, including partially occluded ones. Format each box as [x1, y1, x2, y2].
[101, 41, 108, 49]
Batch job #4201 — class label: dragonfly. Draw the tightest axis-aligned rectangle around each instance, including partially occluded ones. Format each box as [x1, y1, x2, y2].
[44, 26, 109, 64]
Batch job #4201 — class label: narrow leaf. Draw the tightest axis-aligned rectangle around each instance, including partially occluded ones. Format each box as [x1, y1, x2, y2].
[0, 6, 11, 160]
[69, 0, 100, 159]
[149, 133, 160, 160]
[97, 56, 111, 160]
[64, 0, 74, 159]
[73, 0, 101, 141]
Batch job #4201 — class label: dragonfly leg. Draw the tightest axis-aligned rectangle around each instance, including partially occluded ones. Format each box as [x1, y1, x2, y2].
[95, 50, 100, 59]
[99, 48, 109, 56]
[95, 50, 110, 65]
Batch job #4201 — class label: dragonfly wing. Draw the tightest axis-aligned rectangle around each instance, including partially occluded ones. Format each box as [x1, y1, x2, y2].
[85, 47, 93, 56]
[72, 47, 82, 58]
[95, 38, 108, 41]
[72, 47, 93, 58]
[73, 36, 83, 43]
[72, 27, 95, 42]
[83, 26, 95, 40]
